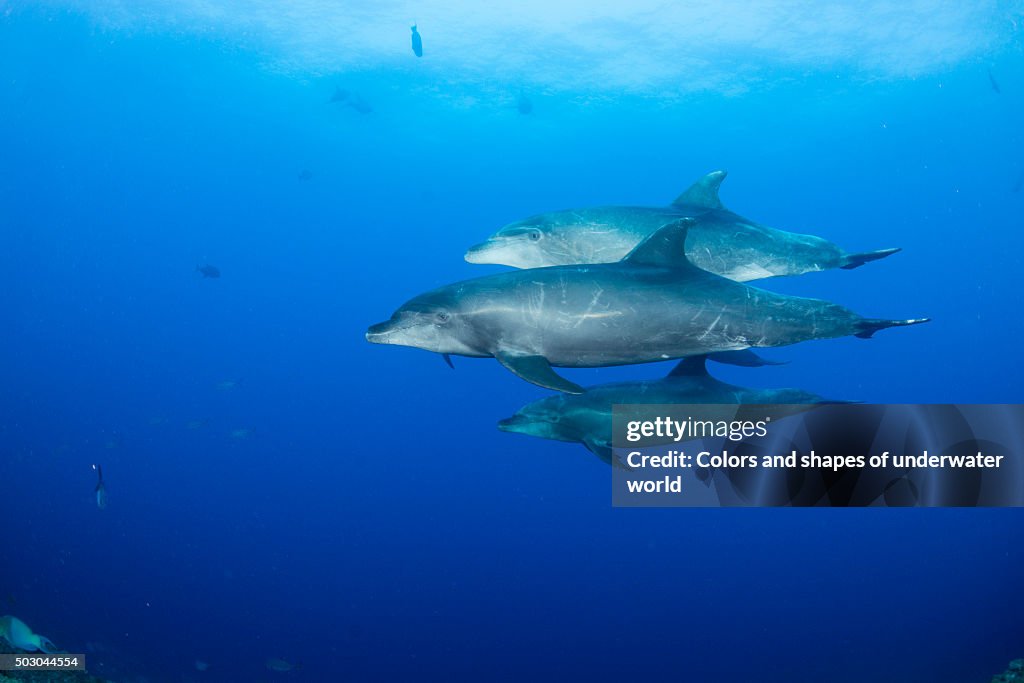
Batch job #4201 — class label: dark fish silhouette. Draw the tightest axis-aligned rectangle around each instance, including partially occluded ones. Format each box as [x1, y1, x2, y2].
[517, 93, 533, 115]
[266, 657, 301, 672]
[411, 25, 423, 57]
[346, 95, 373, 114]
[93, 464, 107, 510]
[196, 264, 220, 278]
[329, 87, 373, 114]
[298, 169, 313, 181]
[988, 68, 1001, 94]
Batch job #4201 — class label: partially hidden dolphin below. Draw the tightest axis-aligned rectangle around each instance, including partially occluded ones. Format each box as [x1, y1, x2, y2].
[367, 219, 929, 394]
[497, 351, 838, 465]
[465, 170, 900, 281]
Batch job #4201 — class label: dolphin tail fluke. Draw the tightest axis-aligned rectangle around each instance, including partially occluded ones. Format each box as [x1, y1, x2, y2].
[840, 247, 901, 270]
[855, 317, 930, 339]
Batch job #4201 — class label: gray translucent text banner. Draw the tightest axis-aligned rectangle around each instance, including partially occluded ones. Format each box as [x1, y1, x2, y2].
[611, 404, 1024, 507]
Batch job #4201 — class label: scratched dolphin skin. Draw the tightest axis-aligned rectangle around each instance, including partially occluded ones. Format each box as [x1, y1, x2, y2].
[465, 171, 900, 281]
[367, 219, 929, 394]
[498, 351, 837, 465]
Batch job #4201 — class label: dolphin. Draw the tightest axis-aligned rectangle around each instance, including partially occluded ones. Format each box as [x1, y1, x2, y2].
[367, 219, 929, 393]
[465, 170, 900, 281]
[497, 351, 839, 465]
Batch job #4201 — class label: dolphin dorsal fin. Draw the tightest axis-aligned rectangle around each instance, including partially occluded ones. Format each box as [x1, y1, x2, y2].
[668, 356, 709, 377]
[622, 218, 701, 270]
[672, 170, 727, 209]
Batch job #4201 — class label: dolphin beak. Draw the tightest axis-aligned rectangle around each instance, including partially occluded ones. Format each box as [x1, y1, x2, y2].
[464, 240, 498, 264]
[366, 320, 399, 344]
[497, 414, 530, 433]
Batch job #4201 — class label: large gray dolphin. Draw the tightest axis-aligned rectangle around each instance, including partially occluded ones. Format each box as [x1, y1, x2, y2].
[465, 170, 899, 281]
[497, 351, 839, 465]
[366, 219, 928, 394]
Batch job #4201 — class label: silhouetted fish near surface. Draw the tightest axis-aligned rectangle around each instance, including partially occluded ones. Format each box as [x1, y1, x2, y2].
[346, 94, 373, 114]
[498, 351, 841, 466]
[517, 93, 533, 115]
[330, 86, 349, 103]
[988, 68, 1001, 94]
[330, 87, 373, 114]
[298, 169, 313, 181]
[411, 24, 423, 57]
[369, 219, 929, 394]
[196, 264, 220, 278]
[93, 464, 107, 510]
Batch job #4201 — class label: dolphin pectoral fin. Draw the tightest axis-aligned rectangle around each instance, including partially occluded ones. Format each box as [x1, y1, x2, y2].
[442, 353, 455, 369]
[494, 352, 584, 394]
[671, 170, 727, 209]
[582, 436, 626, 468]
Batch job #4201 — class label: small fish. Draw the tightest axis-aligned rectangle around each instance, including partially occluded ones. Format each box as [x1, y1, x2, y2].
[1013, 169, 1024, 193]
[298, 169, 313, 181]
[230, 428, 253, 439]
[216, 379, 241, 390]
[330, 87, 372, 114]
[346, 94, 373, 114]
[330, 86, 349, 103]
[186, 418, 209, 430]
[265, 657, 300, 672]
[411, 24, 423, 57]
[988, 68, 1001, 94]
[93, 464, 107, 510]
[196, 264, 220, 278]
[195, 659, 209, 672]
[516, 93, 533, 115]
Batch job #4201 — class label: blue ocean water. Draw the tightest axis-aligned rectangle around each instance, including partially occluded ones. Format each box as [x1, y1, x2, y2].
[1, 2, 1023, 681]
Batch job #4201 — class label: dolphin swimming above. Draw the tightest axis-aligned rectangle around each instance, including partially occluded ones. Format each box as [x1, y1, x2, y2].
[465, 170, 900, 281]
[367, 219, 929, 393]
[498, 351, 839, 465]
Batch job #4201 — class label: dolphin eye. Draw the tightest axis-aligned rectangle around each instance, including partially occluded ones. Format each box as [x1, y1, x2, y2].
[528, 229, 542, 241]
[435, 311, 451, 323]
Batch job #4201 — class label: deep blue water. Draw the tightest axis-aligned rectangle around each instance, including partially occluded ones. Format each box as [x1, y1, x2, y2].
[2, 3, 1023, 682]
